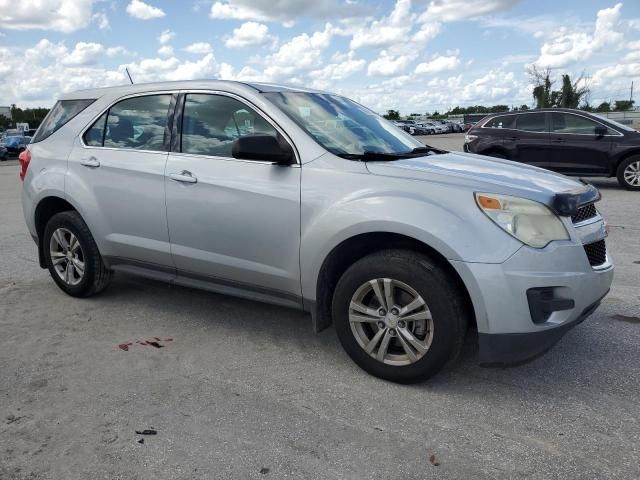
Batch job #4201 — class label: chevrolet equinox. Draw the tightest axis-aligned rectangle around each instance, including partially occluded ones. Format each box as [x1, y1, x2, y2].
[20, 81, 614, 383]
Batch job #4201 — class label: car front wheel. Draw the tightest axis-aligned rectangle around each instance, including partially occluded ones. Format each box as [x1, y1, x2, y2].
[332, 250, 467, 383]
[617, 156, 640, 190]
[44, 211, 112, 297]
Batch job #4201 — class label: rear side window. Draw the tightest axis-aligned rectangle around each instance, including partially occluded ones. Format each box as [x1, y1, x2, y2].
[32, 99, 95, 143]
[484, 115, 515, 129]
[516, 112, 546, 132]
[83, 94, 172, 151]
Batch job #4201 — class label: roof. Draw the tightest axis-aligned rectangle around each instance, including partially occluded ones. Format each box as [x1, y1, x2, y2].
[58, 79, 326, 101]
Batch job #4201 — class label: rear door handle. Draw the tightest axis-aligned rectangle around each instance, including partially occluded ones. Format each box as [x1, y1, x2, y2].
[169, 170, 197, 183]
[551, 138, 565, 143]
[80, 156, 100, 168]
[507, 136, 519, 141]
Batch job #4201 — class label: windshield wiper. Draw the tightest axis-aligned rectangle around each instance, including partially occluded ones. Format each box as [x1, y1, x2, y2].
[410, 145, 447, 155]
[339, 146, 447, 161]
[339, 151, 411, 161]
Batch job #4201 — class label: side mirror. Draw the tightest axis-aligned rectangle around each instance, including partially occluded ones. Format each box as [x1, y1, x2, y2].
[231, 134, 294, 165]
[594, 125, 607, 138]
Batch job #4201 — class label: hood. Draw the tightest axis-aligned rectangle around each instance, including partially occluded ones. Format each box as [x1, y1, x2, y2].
[365, 151, 590, 209]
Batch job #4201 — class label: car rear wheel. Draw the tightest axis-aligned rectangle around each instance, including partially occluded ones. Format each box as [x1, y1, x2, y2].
[44, 211, 112, 297]
[332, 250, 467, 383]
[617, 156, 640, 190]
[485, 151, 507, 159]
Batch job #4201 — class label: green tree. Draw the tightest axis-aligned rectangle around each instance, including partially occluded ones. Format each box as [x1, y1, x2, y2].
[382, 109, 400, 120]
[529, 66, 590, 108]
[614, 100, 635, 111]
[595, 102, 611, 112]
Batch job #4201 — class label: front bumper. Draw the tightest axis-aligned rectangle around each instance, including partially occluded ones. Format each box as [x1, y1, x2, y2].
[451, 238, 614, 365]
[477, 293, 606, 365]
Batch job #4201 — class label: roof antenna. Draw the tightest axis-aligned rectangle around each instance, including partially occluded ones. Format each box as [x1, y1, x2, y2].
[125, 67, 134, 85]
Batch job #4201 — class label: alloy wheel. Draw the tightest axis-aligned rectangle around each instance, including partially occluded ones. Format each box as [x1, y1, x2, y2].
[49, 227, 85, 286]
[348, 278, 434, 366]
[623, 161, 640, 187]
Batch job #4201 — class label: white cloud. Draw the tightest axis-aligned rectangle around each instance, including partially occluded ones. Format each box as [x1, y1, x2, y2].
[368, 50, 416, 76]
[225, 22, 273, 48]
[158, 45, 174, 57]
[415, 53, 460, 74]
[184, 42, 213, 54]
[350, 0, 413, 50]
[418, 0, 519, 22]
[62, 42, 105, 66]
[158, 29, 175, 45]
[0, 0, 95, 33]
[106, 47, 130, 57]
[126, 0, 165, 20]
[210, 0, 363, 25]
[627, 40, 640, 50]
[125, 53, 221, 82]
[260, 24, 334, 81]
[534, 3, 624, 69]
[93, 11, 109, 30]
[309, 51, 366, 88]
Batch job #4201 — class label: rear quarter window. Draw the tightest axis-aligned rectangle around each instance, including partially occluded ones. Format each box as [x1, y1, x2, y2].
[32, 99, 95, 143]
[484, 115, 515, 129]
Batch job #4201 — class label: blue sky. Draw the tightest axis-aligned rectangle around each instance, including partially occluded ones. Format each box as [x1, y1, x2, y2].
[0, 0, 639, 114]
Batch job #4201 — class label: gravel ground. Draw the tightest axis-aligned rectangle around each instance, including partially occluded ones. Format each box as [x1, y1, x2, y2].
[1, 140, 639, 479]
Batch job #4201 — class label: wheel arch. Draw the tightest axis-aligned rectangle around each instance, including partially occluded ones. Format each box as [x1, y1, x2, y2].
[614, 149, 640, 174]
[309, 231, 476, 334]
[34, 196, 78, 268]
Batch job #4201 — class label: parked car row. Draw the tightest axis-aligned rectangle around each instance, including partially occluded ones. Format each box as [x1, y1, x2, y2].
[0, 135, 31, 160]
[393, 119, 464, 135]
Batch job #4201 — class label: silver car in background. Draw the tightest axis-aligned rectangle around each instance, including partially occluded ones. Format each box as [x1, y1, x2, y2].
[21, 81, 613, 383]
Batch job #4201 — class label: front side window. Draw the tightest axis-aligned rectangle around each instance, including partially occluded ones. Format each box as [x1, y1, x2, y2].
[551, 113, 600, 134]
[84, 94, 171, 151]
[484, 115, 515, 129]
[33, 99, 95, 143]
[180, 94, 278, 157]
[262, 92, 424, 157]
[516, 112, 546, 132]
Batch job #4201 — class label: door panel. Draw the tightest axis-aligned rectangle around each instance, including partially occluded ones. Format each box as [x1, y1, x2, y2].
[506, 112, 551, 168]
[66, 94, 174, 266]
[548, 112, 612, 174]
[164, 93, 301, 300]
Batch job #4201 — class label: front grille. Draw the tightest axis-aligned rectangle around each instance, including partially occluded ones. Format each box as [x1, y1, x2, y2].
[584, 239, 607, 267]
[571, 204, 597, 223]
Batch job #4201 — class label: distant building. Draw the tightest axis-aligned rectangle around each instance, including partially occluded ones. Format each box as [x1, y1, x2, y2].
[0, 106, 11, 120]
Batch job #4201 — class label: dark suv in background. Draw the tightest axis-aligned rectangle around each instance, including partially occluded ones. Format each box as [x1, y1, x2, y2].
[464, 108, 640, 190]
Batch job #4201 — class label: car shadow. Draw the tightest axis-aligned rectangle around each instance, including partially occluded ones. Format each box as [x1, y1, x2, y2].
[94, 272, 633, 398]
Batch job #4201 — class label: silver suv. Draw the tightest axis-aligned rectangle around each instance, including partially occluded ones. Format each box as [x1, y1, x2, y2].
[21, 81, 613, 383]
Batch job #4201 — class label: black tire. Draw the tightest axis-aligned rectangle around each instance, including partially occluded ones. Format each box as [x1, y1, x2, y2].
[332, 250, 467, 383]
[485, 151, 507, 159]
[616, 156, 640, 191]
[43, 211, 112, 297]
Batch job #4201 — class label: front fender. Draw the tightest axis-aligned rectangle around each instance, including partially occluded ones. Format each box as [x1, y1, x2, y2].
[300, 189, 522, 302]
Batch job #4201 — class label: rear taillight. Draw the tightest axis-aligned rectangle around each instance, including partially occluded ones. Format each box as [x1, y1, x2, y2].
[19, 149, 31, 181]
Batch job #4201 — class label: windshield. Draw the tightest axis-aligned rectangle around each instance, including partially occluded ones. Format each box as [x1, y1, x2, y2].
[592, 114, 636, 132]
[262, 92, 425, 157]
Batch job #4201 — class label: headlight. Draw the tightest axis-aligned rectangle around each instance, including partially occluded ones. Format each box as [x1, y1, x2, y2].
[475, 193, 569, 248]
[464, 134, 477, 143]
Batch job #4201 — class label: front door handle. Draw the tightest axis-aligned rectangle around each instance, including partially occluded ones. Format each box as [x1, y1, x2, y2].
[506, 136, 519, 141]
[80, 156, 100, 168]
[169, 170, 197, 183]
[551, 138, 565, 143]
